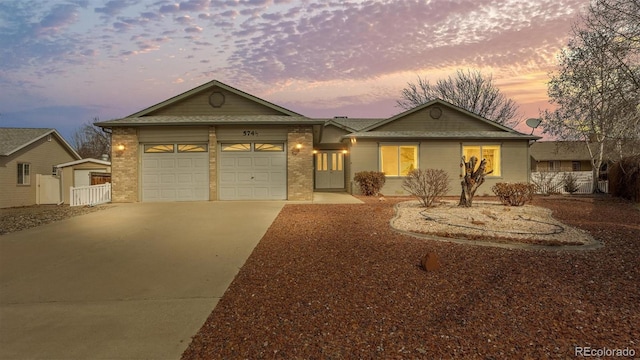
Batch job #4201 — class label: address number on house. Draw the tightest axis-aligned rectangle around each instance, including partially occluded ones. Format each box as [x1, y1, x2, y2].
[242, 130, 259, 136]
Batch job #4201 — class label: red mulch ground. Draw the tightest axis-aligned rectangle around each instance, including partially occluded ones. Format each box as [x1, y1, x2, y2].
[182, 195, 640, 359]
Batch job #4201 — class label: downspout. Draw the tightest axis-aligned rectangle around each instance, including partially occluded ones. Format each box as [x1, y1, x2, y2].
[57, 166, 64, 205]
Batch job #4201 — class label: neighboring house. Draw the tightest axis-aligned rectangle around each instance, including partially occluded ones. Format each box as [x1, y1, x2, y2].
[530, 141, 595, 173]
[55, 158, 111, 205]
[96, 80, 539, 203]
[0, 128, 81, 208]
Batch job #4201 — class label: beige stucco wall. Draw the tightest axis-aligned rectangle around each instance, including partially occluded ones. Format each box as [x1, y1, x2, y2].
[376, 105, 498, 132]
[0, 136, 78, 208]
[110, 127, 139, 202]
[319, 125, 349, 145]
[348, 140, 531, 197]
[149, 87, 285, 116]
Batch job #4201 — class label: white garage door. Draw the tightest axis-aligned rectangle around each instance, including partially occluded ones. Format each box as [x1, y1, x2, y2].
[141, 144, 209, 202]
[219, 143, 286, 200]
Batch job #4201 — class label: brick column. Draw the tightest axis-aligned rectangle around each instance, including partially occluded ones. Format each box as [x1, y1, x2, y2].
[287, 125, 314, 201]
[111, 127, 138, 202]
[208, 126, 217, 201]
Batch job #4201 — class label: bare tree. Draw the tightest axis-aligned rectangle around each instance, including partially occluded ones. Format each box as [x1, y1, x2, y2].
[71, 118, 111, 159]
[459, 156, 492, 207]
[542, 0, 640, 192]
[397, 69, 522, 128]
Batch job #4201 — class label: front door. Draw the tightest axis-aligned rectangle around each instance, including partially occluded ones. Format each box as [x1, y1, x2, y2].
[315, 151, 345, 189]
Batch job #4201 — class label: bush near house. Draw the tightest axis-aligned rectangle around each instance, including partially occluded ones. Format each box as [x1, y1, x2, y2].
[492, 182, 536, 206]
[563, 173, 580, 194]
[609, 155, 640, 202]
[402, 169, 450, 207]
[354, 171, 386, 196]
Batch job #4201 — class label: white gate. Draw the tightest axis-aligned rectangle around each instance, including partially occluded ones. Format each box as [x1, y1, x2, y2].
[70, 183, 111, 207]
[36, 174, 60, 204]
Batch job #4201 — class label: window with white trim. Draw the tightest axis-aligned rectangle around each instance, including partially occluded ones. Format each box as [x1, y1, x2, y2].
[17, 163, 30, 185]
[462, 145, 501, 176]
[380, 145, 418, 176]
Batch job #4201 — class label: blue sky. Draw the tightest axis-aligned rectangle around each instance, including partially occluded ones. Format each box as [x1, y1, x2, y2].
[0, 0, 589, 141]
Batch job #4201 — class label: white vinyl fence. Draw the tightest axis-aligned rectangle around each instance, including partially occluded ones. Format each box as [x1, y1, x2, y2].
[531, 171, 608, 194]
[70, 183, 111, 207]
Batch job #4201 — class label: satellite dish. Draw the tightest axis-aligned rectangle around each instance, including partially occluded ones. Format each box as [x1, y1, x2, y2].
[526, 118, 542, 135]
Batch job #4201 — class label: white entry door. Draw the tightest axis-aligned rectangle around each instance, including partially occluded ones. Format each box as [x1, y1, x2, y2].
[219, 143, 287, 200]
[315, 151, 345, 189]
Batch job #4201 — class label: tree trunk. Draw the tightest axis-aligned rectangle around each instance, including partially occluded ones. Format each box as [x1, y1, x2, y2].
[458, 156, 492, 207]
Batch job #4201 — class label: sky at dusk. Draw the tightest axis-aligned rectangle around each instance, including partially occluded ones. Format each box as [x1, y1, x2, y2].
[0, 0, 591, 142]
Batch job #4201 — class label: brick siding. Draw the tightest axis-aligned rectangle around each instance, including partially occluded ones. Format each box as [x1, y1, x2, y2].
[111, 128, 138, 202]
[287, 125, 314, 201]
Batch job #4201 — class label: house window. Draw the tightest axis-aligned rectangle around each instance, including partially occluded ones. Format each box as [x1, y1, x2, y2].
[144, 144, 175, 153]
[462, 145, 501, 176]
[380, 145, 418, 176]
[221, 143, 251, 152]
[17, 163, 30, 185]
[255, 143, 284, 152]
[572, 161, 581, 171]
[178, 144, 207, 152]
[548, 160, 561, 172]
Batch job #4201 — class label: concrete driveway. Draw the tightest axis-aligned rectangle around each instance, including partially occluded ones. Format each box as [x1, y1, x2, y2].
[0, 201, 284, 359]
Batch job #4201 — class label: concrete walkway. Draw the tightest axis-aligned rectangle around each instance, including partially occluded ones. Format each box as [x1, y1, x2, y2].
[0, 201, 283, 359]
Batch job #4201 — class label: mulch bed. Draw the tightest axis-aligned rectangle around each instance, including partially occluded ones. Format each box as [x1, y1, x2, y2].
[182, 195, 640, 359]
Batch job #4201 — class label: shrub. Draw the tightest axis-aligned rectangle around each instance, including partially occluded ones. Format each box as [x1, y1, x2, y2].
[354, 171, 386, 196]
[609, 155, 640, 202]
[531, 171, 561, 195]
[563, 172, 580, 194]
[491, 182, 536, 206]
[402, 169, 450, 207]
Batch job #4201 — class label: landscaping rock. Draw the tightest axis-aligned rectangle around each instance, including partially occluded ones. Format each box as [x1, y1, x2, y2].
[421, 252, 440, 272]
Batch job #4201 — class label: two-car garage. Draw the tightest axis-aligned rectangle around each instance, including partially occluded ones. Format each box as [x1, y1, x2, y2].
[139, 127, 287, 202]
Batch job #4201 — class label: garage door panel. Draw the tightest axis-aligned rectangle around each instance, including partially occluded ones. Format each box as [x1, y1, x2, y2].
[220, 157, 236, 167]
[271, 157, 286, 167]
[160, 174, 176, 184]
[236, 172, 254, 182]
[237, 157, 253, 167]
[143, 159, 159, 169]
[177, 174, 192, 184]
[253, 157, 270, 167]
[219, 144, 286, 200]
[271, 172, 286, 182]
[160, 159, 175, 168]
[142, 149, 208, 202]
[252, 172, 269, 182]
[220, 173, 236, 183]
[177, 159, 193, 168]
[143, 174, 160, 185]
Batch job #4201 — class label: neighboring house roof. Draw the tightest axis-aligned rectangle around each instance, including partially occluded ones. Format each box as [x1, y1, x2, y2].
[530, 141, 595, 161]
[127, 80, 303, 118]
[343, 131, 540, 140]
[360, 98, 520, 133]
[321, 118, 384, 132]
[0, 128, 81, 159]
[95, 115, 324, 127]
[56, 158, 111, 168]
